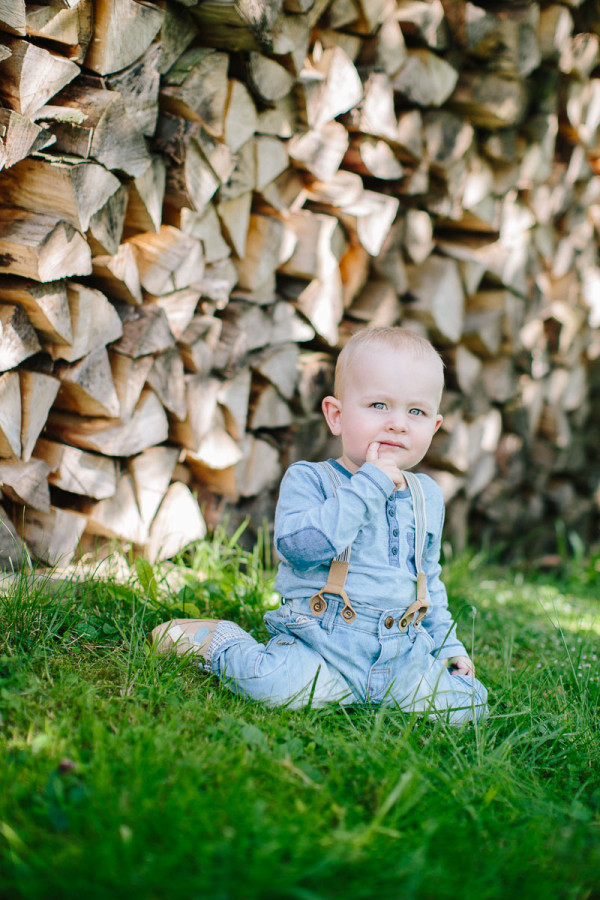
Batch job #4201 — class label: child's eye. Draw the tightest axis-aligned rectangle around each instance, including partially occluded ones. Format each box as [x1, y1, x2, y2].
[371, 402, 387, 410]
[409, 407, 425, 416]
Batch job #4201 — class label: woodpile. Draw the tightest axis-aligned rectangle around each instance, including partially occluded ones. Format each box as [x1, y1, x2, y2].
[0, 0, 599, 568]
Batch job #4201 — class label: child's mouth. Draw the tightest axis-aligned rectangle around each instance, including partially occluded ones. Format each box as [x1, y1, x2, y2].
[379, 441, 407, 450]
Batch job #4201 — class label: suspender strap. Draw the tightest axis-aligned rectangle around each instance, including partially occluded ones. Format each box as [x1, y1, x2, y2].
[309, 462, 356, 621]
[399, 471, 430, 627]
[309, 463, 430, 626]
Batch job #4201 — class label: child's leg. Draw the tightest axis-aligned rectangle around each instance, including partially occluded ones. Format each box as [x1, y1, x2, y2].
[384, 630, 488, 724]
[210, 625, 355, 708]
[150, 618, 353, 709]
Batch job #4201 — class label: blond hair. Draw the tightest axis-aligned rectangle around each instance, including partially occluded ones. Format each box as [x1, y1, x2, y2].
[334, 326, 444, 398]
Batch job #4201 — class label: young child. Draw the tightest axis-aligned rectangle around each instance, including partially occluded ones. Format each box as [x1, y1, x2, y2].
[151, 327, 488, 723]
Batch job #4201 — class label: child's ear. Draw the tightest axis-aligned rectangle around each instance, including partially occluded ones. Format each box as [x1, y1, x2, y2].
[322, 395, 342, 435]
[433, 414, 443, 435]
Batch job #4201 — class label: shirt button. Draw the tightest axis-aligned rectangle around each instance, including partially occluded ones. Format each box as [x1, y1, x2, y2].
[393, 529, 399, 537]
[391, 547, 398, 555]
[385, 616, 394, 629]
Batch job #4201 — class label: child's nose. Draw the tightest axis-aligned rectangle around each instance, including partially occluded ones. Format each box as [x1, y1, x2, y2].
[386, 411, 408, 431]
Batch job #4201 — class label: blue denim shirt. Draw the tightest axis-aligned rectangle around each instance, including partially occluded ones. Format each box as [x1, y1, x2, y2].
[274, 459, 468, 659]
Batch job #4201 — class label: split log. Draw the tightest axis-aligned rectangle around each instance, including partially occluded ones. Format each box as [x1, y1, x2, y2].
[347, 279, 401, 327]
[125, 158, 166, 235]
[178, 205, 231, 264]
[91, 244, 143, 306]
[298, 47, 363, 130]
[251, 343, 300, 400]
[104, 42, 162, 137]
[147, 287, 202, 340]
[236, 214, 297, 292]
[188, 0, 285, 52]
[344, 72, 400, 143]
[279, 271, 344, 345]
[0, 209, 92, 283]
[288, 120, 349, 182]
[0, 503, 26, 571]
[20, 371, 60, 462]
[0, 155, 122, 234]
[358, 6, 406, 75]
[54, 346, 121, 418]
[127, 445, 178, 529]
[25, 0, 93, 63]
[0, 304, 41, 371]
[196, 258, 238, 305]
[405, 255, 465, 345]
[108, 351, 153, 421]
[145, 482, 207, 563]
[34, 438, 117, 500]
[449, 71, 529, 129]
[146, 348, 187, 420]
[84, 0, 164, 75]
[248, 381, 293, 429]
[37, 84, 150, 178]
[21, 506, 86, 566]
[0, 459, 50, 512]
[297, 351, 334, 415]
[393, 49, 458, 107]
[169, 375, 221, 452]
[160, 48, 229, 134]
[396, 0, 448, 50]
[217, 192, 253, 259]
[255, 136, 289, 192]
[0, 109, 55, 170]
[84, 473, 148, 544]
[343, 136, 404, 181]
[218, 369, 251, 440]
[0, 36, 80, 117]
[337, 191, 400, 257]
[46, 389, 169, 457]
[127, 226, 205, 296]
[0, 1, 26, 35]
[215, 137, 255, 204]
[236, 434, 282, 497]
[111, 304, 175, 358]
[247, 53, 295, 104]
[87, 184, 129, 257]
[0, 372, 21, 459]
[158, 0, 198, 75]
[185, 426, 244, 499]
[48, 282, 123, 363]
[178, 315, 222, 375]
[223, 79, 257, 153]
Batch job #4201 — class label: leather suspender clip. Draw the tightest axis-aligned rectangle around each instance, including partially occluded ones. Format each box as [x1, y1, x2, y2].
[309, 559, 357, 622]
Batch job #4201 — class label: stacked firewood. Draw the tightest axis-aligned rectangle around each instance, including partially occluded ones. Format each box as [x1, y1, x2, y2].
[0, 0, 599, 568]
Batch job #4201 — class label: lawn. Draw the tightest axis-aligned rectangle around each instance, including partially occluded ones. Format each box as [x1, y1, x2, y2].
[1, 528, 599, 900]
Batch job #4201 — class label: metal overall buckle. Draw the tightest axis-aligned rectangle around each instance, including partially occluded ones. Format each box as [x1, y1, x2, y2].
[309, 559, 357, 622]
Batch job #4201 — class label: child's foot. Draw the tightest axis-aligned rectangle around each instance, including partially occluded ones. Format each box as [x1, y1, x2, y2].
[149, 618, 219, 660]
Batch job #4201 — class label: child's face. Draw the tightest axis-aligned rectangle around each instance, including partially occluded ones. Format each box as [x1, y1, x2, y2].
[322, 344, 444, 475]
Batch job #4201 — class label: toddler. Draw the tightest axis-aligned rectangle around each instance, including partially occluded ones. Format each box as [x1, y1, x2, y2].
[151, 326, 488, 723]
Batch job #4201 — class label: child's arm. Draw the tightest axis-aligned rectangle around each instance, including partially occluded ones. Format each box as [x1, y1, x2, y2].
[418, 477, 473, 665]
[274, 461, 395, 570]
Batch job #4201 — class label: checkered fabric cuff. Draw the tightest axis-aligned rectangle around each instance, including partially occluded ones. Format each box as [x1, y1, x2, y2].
[205, 620, 254, 665]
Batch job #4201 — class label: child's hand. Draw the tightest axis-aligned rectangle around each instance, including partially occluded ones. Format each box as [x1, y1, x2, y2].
[444, 656, 475, 677]
[366, 442, 406, 488]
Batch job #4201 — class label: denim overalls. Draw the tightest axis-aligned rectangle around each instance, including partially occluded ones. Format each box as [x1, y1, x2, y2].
[205, 462, 488, 723]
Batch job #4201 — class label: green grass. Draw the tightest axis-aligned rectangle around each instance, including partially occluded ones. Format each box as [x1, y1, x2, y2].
[1, 529, 600, 900]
